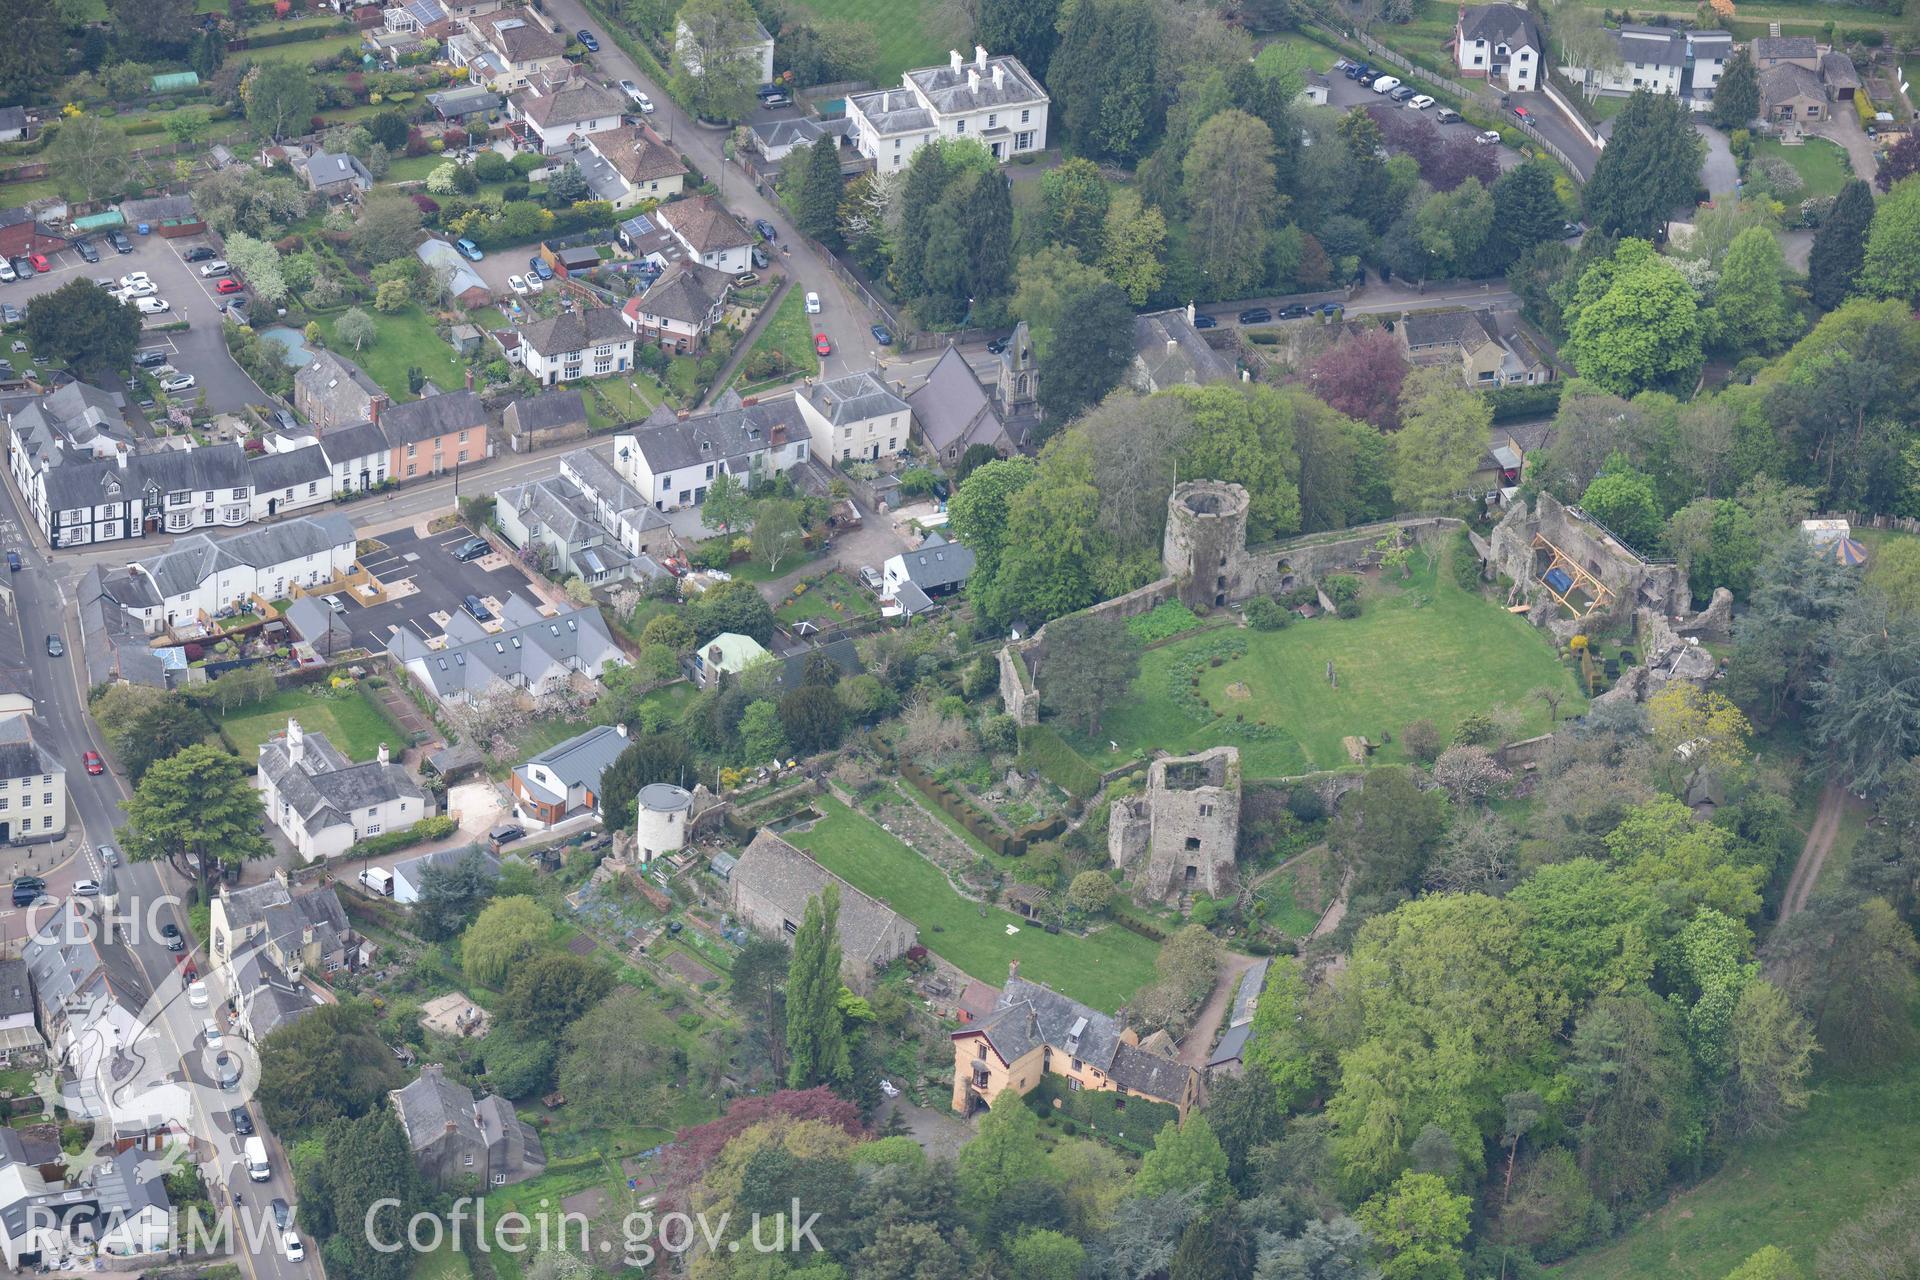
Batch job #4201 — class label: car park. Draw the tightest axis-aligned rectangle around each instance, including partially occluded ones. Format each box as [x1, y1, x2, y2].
[871, 323, 893, 345]
[754, 218, 778, 242]
[215, 277, 243, 294]
[1238, 307, 1272, 325]
[75, 240, 99, 264]
[83, 750, 104, 775]
[184, 245, 217, 262]
[1408, 94, 1435, 109]
[160, 373, 196, 392]
[119, 271, 151, 290]
[805, 291, 820, 314]
[462, 594, 494, 622]
[815, 332, 832, 356]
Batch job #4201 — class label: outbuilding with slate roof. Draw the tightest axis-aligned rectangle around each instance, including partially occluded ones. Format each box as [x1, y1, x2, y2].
[729, 831, 917, 989]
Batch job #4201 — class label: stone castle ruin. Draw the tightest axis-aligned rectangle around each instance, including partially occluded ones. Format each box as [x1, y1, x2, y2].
[1001, 481, 1462, 723]
[1109, 746, 1242, 903]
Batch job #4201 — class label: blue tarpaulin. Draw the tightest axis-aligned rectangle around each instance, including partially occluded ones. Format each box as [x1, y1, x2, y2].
[1544, 567, 1574, 594]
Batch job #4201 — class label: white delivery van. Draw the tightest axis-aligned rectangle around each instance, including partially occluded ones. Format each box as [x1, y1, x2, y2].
[1371, 75, 1401, 94]
[358, 867, 394, 896]
[244, 1136, 271, 1182]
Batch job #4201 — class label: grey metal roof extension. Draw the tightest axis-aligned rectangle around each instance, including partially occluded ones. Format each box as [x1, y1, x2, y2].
[513, 723, 627, 806]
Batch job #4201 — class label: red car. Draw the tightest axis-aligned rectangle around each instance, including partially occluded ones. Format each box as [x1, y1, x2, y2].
[82, 750, 104, 776]
[814, 332, 831, 356]
[215, 277, 244, 295]
[27, 254, 48, 273]
[1512, 105, 1531, 122]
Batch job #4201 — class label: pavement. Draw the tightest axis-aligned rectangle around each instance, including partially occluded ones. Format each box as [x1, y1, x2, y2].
[556, 0, 887, 377]
[0, 468, 314, 1280]
[2, 230, 267, 414]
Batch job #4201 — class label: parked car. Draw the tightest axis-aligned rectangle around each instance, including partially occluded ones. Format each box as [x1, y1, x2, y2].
[529, 257, 553, 280]
[198, 260, 230, 277]
[814, 332, 832, 356]
[282, 1232, 304, 1263]
[754, 218, 778, 242]
[0, 260, 13, 283]
[870, 323, 893, 345]
[229, 1107, 254, 1135]
[733, 271, 758, 287]
[83, 750, 104, 775]
[526, 273, 544, 292]
[1436, 107, 1462, 123]
[759, 91, 790, 108]
[26, 253, 48, 273]
[184, 245, 217, 262]
[804, 291, 820, 314]
[575, 29, 599, 50]
[1318, 301, 1342, 316]
[1408, 94, 1435, 109]
[1238, 307, 1272, 325]
[214, 277, 244, 294]
[453, 536, 490, 562]
[462, 594, 494, 622]
[71, 879, 100, 897]
[0, 305, 19, 325]
[134, 349, 168, 368]
[108, 230, 132, 254]
[1512, 105, 1531, 122]
[323, 594, 346, 613]
[1192, 312, 1217, 329]
[188, 980, 209, 1008]
[45, 635, 62, 657]
[1389, 85, 1417, 102]
[1561, 221, 1585, 239]
[1476, 129, 1502, 144]
[1371, 75, 1402, 95]
[751, 246, 769, 269]
[135, 297, 170, 315]
[986, 335, 1008, 354]
[456, 238, 484, 262]
[1357, 70, 1382, 86]
[508, 275, 529, 295]
[75, 240, 99, 264]
[159, 373, 196, 393]
[858, 565, 882, 591]
[4, 550, 18, 571]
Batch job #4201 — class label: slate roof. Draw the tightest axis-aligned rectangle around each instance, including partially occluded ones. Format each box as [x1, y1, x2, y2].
[235, 950, 320, 1041]
[286, 595, 348, 646]
[393, 1065, 485, 1152]
[504, 390, 588, 435]
[1402, 308, 1501, 351]
[1820, 50, 1861, 89]
[804, 370, 909, 428]
[393, 845, 501, 893]
[847, 88, 937, 135]
[499, 473, 592, 545]
[1458, 3, 1542, 50]
[904, 53, 1049, 114]
[418, 237, 490, 301]
[259, 720, 424, 842]
[966, 977, 1192, 1105]
[907, 346, 1004, 455]
[621, 393, 804, 475]
[379, 390, 488, 446]
[298, 150, 372, 189]
[519, 306, 630, 358]
[22, 902, 149, 1023]
[513, 723, 627, 806]
[317, 418, 392, 464]
[77, 566, 172, 689]
[894, 530, 974, 591]
[561, 447, 665, 528]
[134, 514, 356, 601]
[249, 442, 332, 492]
[626, 260, 728, 326]
[772, 636, 862, 690]
[37, 442, 256, 516]
[220, 878, 351, 963]
[297, 350, 384, 423]
[391, 597, 622, 699]
[750, 117, 829, 152]
[1132, 309, 1234, 388]
[1207, 1022, 1251, 1068]
[0, 958, 32, 1024]
[1754, 34, 1818, 60]
[0, 107, 26, 135]
[1613, 24, 1685, 68]
[1760, 61, 1826, 105]
[662, 196, 752, 254]
[516, 79, 625, 129]
[0, 717, 59, 784]
[587, 124, 688, 186]
[1229, 958, 1269, 1026]
[731, 831, 917, 968]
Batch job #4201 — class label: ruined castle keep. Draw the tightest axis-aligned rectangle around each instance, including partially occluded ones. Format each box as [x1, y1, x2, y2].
[1109, 746, 1243, 903]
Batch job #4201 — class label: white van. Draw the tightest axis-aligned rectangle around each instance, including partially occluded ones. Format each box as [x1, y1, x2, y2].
[358, 867, 393, 897]
[1371, 75, 1401, 95]
[244, 1136, 271, 1182]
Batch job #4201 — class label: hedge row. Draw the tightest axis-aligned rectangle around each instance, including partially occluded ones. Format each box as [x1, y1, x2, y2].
[1025, 1075, 1180, 1155]
[1485, 382, 1562, 423]
[900, 754, 1062, 857]
[1015, 723, 1103, 804]
[233, 21, 355, 51]
[348, 814, 458, 861]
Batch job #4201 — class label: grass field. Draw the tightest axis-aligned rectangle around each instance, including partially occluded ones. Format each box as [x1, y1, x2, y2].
[787, 0, 957, 83]
[1752, 136, 1853, 199]
[318, 305, 468, 403]
[775, 571, 877, 625]
[729, 287, 820, 395]
[1557, 1059, 1920, 1280]
[1067, 553, 1582, 778]
[785, 795, 1162, 1011]
[219, 686, 404, 762]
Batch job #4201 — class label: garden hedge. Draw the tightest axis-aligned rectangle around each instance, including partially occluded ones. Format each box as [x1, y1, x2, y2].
[1486, 382, 1562, 423]
[1015, 724, 1102, 804]
[348, 814, 458, 860]
[1025, 1075, 1180, 1155]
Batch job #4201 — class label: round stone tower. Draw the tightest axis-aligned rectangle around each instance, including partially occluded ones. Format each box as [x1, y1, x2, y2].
[1163, 480, 1252, 608]
[635, 782, 694, 863]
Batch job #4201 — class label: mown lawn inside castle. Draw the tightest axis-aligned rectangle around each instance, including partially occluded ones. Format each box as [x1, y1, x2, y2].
[1067, 552, 1586, 777]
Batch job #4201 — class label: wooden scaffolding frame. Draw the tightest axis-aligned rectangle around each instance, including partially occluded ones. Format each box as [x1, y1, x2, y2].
[1531, 533, 1614, 617]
